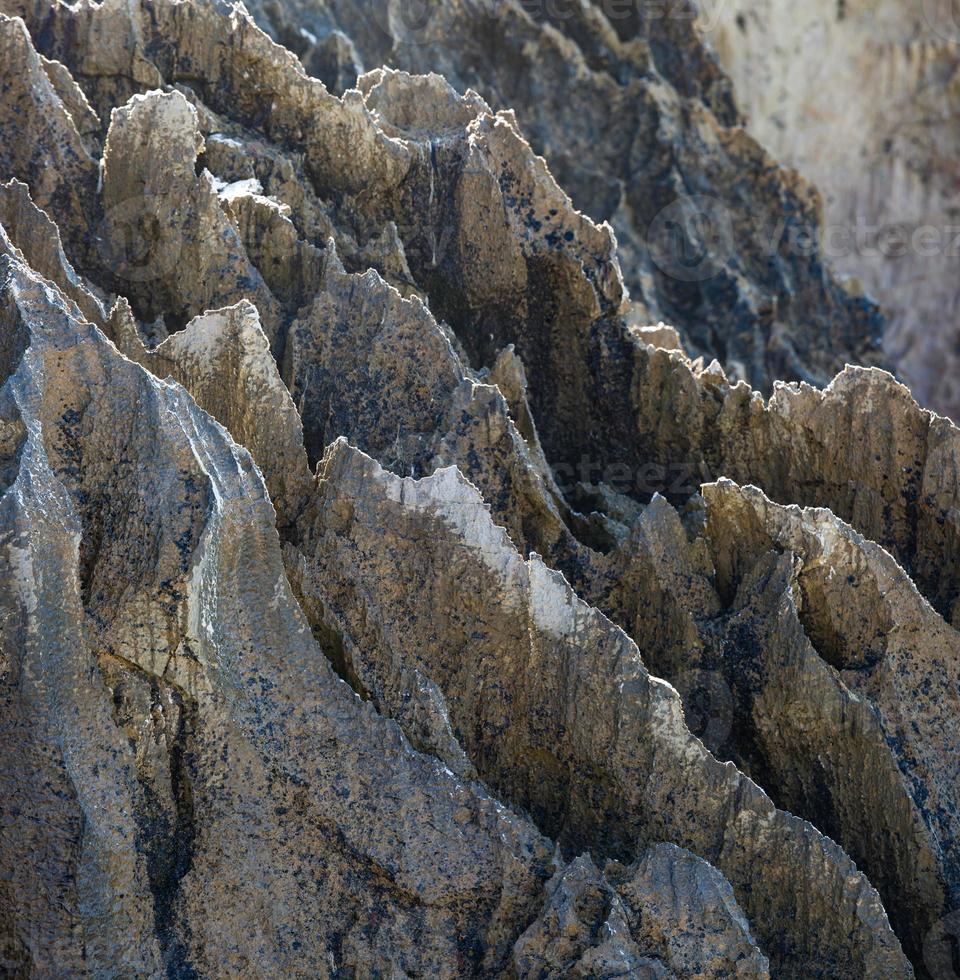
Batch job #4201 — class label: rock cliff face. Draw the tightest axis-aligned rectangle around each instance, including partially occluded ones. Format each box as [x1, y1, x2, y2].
[239, 0, 887, 393]
[0, 1, 957, 978]
[705, 0, 960, 420]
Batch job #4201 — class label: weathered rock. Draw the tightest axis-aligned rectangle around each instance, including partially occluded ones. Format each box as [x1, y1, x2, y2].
[106, 165, 944, 969]
[1, 241, 571, 977]
[612, 843, 770, 979]
[0, 13, 97, 252]
[282, 246, 577, 560]
[512, 855, 669, 979]
[699, 479, 960, 966]
[111, 298, 312, 530]
[0, 207, 800, 980]
[490, 307, 960, 636]
[285, 439, 909, 976]
[0, 179, 105, 327]
[514, 845, 771, 978]
[245, 0, 886, 392]
[707, 0, 960, 420]
[100, 89, 284, 342]
[3, 1, 960, 977]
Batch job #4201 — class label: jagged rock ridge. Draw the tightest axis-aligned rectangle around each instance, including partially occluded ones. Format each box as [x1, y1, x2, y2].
[0, 1, 957, 978]
[240, 0, 888, 393]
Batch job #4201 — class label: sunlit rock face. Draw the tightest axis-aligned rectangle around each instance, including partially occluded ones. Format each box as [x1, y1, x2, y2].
[239, 0, 888, 394]
[705, 0, 960, 420]
[0, 1, 958, 978]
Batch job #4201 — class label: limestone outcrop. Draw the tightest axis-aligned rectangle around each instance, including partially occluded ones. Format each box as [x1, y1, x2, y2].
[1, 1, 958, 978]
[241, 0, 887, 392]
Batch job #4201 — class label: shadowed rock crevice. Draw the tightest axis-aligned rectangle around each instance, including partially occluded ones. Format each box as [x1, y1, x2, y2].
[0, 276, 28, 388]
[106, 662, 200, 979]
[698, 480, 960, 972]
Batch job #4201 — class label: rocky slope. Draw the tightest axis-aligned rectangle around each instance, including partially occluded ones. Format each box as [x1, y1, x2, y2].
[237, 0, 888, 394]
[0, 1, 958, 977]
[705, 0, 960, 420]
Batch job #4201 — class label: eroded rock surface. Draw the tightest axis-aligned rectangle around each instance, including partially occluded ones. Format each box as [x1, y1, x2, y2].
[2, 234, 566, 978]
[0, 1, 957, 978]
[284, 440, 908, 976]
[243, 0, 887, 393]
[707, 0, 960, 420]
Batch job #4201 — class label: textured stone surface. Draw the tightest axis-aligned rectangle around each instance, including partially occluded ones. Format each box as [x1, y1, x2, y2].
[1, 239, 566, 978]
[1, 1, 959, 977]
[284, 440, 908, 976]
[707, 0, 960, 420]
[242, 0, 887, 393]
[699, 480, 960, 965]
[110, 298, 312, 530]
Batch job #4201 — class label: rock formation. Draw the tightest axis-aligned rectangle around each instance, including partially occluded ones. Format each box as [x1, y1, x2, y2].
[240, 0, 887, 393]
[0, 1, 958, 978]
[705, 0, 960, 420]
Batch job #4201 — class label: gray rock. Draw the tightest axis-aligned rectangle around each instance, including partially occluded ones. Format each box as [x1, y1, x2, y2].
[4, 2, 960, 977]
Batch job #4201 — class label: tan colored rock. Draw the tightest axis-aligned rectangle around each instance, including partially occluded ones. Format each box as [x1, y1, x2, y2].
[0, 13, 97, 252]
[512, 845, 771, 978]
[614, 843, 770, 978]
[4, 2, 960, 976]
[282, 247, 575, 560]
[512, 855, 671, 979]
[286, 438, 909, 977]
[113, 298, 312, 529]
[700, 479, 960, 964]
[100, 89, 283, 342]
[0, 179, 106, 327]
[0, 242, 569, 977]
[39, 53, 102, 156]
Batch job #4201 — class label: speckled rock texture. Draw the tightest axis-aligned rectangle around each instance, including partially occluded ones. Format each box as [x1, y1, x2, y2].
[238, 0, 888, 393]
[0, 1, 956, 978]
